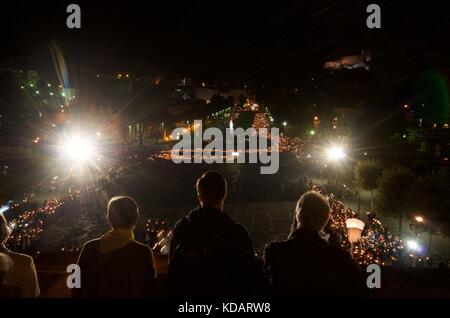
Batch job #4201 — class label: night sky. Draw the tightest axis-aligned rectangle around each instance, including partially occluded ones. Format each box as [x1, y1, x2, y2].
[0, 0, 449, 87]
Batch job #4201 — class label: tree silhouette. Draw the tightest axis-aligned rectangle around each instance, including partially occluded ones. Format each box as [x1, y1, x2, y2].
[376, 166, 415, 235]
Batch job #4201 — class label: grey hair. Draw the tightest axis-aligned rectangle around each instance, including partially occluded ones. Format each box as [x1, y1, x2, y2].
[292, 191, 331, 233]
[0, 213, 12, 244]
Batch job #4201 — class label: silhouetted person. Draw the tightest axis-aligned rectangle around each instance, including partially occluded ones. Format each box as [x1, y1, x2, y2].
[168, 171, 266, 296]
[0, 213, 40, 298]
[74, 196, 156, 298]
[264, 191, 367, 297]
[0, 252, 21, 297]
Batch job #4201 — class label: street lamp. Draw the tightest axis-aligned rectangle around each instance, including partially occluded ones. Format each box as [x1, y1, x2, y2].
[282, 121, 287, 134]
[326, 145, 346, 161]
[406, 239, 421, 252]
[413, 215, 434, 257]
[59, 134, 96, 164]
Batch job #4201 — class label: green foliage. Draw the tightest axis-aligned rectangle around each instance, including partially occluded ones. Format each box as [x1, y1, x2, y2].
[408, 169, 450, 236]
[235, 112, 254, 129]
[376, 166, 416, 223]
[354, 159, 383, 191]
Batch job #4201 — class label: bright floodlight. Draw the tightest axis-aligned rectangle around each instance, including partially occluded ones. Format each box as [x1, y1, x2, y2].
[415, 216, 424, 223]
[326, 146, 346, 161]
[61, 135, 95, 162]
[407, 240, 421, 252]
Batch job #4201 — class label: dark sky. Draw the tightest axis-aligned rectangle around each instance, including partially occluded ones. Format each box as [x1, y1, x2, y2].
[1, 0, 449, 85]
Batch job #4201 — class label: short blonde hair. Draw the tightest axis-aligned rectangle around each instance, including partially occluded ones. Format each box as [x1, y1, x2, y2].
[107, 196, 139, 229]
[294, 191, 331, 232]
[0, 213, 11, 244]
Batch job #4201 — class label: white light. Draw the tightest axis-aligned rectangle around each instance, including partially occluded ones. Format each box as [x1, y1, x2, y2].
[61, 135, 95, 163]
[326, 146, 346, 161]
[415, 216, 424, 223]
[407, 240, 421, 251]
[232, 151, 240, 157]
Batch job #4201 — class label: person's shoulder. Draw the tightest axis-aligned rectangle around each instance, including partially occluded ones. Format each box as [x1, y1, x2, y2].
[79, 238, 101, 255]
[264, 239, 287, 254]
[82, 238, 101, 249]
[223, 216, 251, 239]
[263, 238, 295, 261]
[328, 243, 354, 262]
[174, 211, 193, 231]
[128, 240, 153, 253]
[5, 251, 34, 265]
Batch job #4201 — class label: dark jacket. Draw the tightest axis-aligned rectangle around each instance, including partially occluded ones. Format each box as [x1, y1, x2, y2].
[74, 239, 156, 298]
[264, 227, 367, 297]
[168, 206, 266, 296]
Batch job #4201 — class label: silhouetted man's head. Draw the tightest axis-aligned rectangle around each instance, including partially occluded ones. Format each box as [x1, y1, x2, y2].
[107, 196, 139, 229]
[293, 191, 330, 233]
[196, 171, 227, 209]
